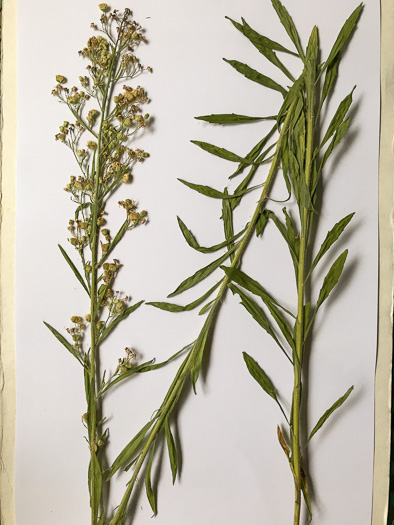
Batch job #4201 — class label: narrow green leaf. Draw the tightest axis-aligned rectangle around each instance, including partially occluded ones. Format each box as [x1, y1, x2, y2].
[58, 245, 90, 296]
[230, 142, 276, 211]
[222, 189, 235, 262]
[323, 4, 363, 72]
[277, 74, 304, 125]
[199, 299, 215, 315]
[107, 420, 153, 479]
[308, 213, 354, 278]
[319, 118, 351, 175]
[319, 88, 355, 150]
[99, 220, 128, 264]
[227, 16, 295, 80]
[225, 15, 297, 55]
[168, 243, 238, 298]
[43, 321, 85, 366]
[223, 266, 295, 350]
[191, 140, 253, 164]
[145, 444, 157, 514]
[99, 300, 143, 342]
[178, 179, 240, 200]
[190, 321, 210, 388]
[271, 0, 305, 59]
[316, 56, 339, 118]
[243, 352, 277, 400]
[230, 126, 277, 180]
[164, 418, 178, 484]
[222, 266, 295, 318]
[229, 284, 291, 362]
[316, 250, 348, 312]
[148, 280, 222, 312]
[263, 210, 299, 270]
[195, 113, 274, 124]
[308, 386, 354, 442]
[176, 216, 246, 254]
[75, 201, 91, 220]
[256, 211, 269, 237]
[223, 59, 287, 96]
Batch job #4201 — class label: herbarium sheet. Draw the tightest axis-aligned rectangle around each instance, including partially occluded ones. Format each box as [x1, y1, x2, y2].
[14, 0, 380, 524]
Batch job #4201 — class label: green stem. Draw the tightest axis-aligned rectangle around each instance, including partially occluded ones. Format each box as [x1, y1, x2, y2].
[110, 99, 298, 525]
[87, 29, 122, 525]
[291, 58, 316, 525]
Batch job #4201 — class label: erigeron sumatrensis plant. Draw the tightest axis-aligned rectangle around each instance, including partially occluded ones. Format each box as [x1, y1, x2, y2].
[143, 1, 361, 523]
[44, 5, 182, 524]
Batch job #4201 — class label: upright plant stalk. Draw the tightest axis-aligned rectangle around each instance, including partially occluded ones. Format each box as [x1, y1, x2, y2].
[135, 1, 361, 524]
[44, 5, 186, 524]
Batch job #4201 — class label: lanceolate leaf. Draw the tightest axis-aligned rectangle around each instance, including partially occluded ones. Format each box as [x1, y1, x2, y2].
[222, 189, 235, 262]
[145, 444, 157, 514]
[168, 243, 238, 298]
[320, 118, 350, 173]
[243, 352, 277, 401]
[308, 386, 354, 442]
[164, 417, 178, 484]
[229, 284, 291, 362]
[191, 140, 254, 163]
[223, 59, 287, 96]
[322, 4, 363, 73]
[227, 16, 295, 80]
[100, 220, 128, 264]
[176, 216, 246, 254]
[223, 267, 295, 350]
[178, 179, 260, 200]
[319, 88, 355, 150]
[271, 0, 305, 59]
[194, 113, 274, 124]
[222, 266, 295, 318]
[190, 320, 210, 388]
[256, 210, 269, 237]
[230, 126, 277, 179]
[317, 55, 340, 117]
[43, 321, 85, 366]
[75, 201, 91, 220]
[178, 179, 233, 199]
[308, 213, 355, 278]
[148, 280, 222, 313]
[225, 15, 297, 55]
[316, 249, 348, 312]
[58, 244, 90, 296]
[99, 300, 144, 342]
[107, 420, 154, 479]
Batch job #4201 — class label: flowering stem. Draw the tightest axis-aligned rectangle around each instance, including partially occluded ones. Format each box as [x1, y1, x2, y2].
[87, 26, 121, 525]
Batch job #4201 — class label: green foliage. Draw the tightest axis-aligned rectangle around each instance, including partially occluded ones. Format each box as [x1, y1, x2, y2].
[149, 2, 362, 524]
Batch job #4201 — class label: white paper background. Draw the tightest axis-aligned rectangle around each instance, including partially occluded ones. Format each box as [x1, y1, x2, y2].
[15, 1, 379, 524]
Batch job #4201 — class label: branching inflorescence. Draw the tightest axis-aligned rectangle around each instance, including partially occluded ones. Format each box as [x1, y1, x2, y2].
[45, 1, 363, 524]
[44, 5, 182, 525]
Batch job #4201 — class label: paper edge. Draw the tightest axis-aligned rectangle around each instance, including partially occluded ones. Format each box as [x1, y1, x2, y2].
[0, 0, 17, 523]
[371, 1, 394, 524]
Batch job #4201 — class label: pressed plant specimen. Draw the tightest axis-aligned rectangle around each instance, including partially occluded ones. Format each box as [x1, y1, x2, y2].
[44, 5, 181, 524]
[143, 0, 361, 523]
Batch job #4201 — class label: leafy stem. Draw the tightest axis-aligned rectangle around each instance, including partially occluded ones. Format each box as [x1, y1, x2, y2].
[108, 96, 299, 524]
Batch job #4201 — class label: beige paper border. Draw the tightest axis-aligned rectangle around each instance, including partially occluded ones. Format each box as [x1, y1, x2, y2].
[0, 2, 391, 525]
[0, 0, 17, 523]
[372, 1, 394, 524]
